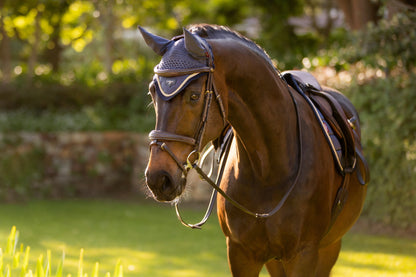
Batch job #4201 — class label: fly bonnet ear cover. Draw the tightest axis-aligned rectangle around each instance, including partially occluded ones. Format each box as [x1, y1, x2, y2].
[138, 27, 213, 101]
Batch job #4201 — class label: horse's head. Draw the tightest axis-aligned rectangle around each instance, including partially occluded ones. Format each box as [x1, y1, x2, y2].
[139, 27, 227, 202]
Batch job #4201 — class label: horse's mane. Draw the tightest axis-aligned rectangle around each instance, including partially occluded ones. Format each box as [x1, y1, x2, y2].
[187, 24, 276, 71]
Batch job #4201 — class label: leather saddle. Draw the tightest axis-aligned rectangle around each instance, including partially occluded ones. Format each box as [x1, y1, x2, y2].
[282, 70, 369, 185]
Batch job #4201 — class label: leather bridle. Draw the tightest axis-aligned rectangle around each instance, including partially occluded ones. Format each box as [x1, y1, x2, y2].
[148, 34, 303, 229]
[148, 35, 230, 229]
[149, 36, 226, 179]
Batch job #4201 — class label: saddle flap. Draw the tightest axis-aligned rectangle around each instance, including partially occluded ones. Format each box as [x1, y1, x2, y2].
[310, 89, 357, 171]
[309, 95, 343, 138]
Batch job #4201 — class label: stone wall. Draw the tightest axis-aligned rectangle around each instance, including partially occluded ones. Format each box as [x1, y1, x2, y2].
[0, 132, 212, 202]
[0, 132, 147, 200]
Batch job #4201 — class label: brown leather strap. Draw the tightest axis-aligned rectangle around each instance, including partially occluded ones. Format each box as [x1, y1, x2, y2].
[149, 141, 188, 175]
[324, 173, 350, 237]
[149, 130, 196, 146]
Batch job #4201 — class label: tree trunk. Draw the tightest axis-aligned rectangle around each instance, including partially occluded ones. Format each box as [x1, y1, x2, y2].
[43, 0, 70, 73]
[96, 0, 115, 75]
[322, 0, 335, 37]
[0, 12, 12, 83]
[27, 10, 42, 82]
[45, 18, 64, 72]
[101, 0, 114, 74]
[337, 0, 380, 30]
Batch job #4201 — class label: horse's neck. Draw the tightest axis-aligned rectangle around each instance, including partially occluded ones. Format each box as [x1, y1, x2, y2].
[215, 45, 298, 182]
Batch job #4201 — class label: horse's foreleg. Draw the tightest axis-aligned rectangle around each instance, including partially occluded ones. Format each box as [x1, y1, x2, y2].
[265, 259, 286, 276]
[315, 240, 342, 277]
[282, 246, 319, 277]
[227, 237, 264, 277]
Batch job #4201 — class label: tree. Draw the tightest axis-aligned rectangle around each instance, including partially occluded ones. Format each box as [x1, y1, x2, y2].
[336, 0, 380, 30]
[42, 0, 72, 72]
[0, 5, 12, 83]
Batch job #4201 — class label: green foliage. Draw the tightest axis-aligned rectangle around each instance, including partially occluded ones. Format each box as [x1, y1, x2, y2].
[0, 145, 45, 201]
[0, 226, 123, 277]
[0, 0, 317, 132]
[330, 9, 416, 229]
[0, 106, 155, 133]
[253, 0, 309, 69]
[0, 82, 155, 133]
[347, 75, 416, 228]
[1, 0, 312, 83]
[299, 8, 416, 229]
[344, 9, 416, 73]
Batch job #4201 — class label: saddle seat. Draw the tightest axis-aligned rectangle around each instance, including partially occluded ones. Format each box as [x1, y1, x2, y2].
[282, 70, 369, 185]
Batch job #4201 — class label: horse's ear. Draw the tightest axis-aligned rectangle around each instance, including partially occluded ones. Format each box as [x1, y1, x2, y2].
[138, 26, 171, 56]
[183, 28, 206, 58]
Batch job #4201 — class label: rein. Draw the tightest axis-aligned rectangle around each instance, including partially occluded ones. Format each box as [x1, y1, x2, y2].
[179, 75, 303, 225]
[149, 35, 304, 228]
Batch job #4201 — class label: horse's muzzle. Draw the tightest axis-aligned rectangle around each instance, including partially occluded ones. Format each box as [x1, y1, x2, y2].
[145, 169, 185, 202]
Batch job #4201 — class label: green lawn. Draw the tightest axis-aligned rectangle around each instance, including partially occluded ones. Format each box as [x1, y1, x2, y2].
[0, 199, 415, 276]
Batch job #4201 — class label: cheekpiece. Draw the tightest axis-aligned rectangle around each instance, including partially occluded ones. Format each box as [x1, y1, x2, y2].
[153, 36, 213, 101]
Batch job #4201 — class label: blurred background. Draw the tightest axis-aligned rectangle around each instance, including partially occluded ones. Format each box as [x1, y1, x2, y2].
[1, 1, 416, 276]
[0, 0, 415, 233]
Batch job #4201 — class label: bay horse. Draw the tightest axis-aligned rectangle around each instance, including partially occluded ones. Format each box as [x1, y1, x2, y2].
[139, 24, 368, 276]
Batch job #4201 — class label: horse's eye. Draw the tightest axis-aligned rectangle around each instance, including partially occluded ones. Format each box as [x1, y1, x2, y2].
[190, 92, 201, 101]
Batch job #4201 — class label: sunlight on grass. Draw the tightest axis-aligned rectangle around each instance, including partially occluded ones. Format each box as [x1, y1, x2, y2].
[0, 200, 415, 276]
[333, 233, 416, 277]
[334, 250, 416, 277]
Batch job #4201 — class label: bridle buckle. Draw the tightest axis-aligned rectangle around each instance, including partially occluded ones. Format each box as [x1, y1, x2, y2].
[185, 150, 200, 172]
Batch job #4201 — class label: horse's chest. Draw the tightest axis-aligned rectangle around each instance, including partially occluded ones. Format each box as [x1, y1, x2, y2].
[218, 209, 288, 258]
[218, 200, 274, 241]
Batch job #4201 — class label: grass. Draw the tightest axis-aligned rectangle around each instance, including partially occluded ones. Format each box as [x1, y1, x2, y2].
[0, 199, 415, 276]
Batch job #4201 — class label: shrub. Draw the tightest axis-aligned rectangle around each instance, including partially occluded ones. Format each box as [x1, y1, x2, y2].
[347, 74, 416, 229]
[344, 8, 416, 74]
[0, 145, 45, 202]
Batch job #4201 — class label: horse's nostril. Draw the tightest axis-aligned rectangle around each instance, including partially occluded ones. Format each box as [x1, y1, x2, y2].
[147, 171, 174, 193]
[161, 174, 171, 191]
[145, 170, 182, 202]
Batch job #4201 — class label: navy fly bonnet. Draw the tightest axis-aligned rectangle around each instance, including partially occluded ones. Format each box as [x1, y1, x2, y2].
[138, 26, 226, 155]
[146, 29, 214, 101]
